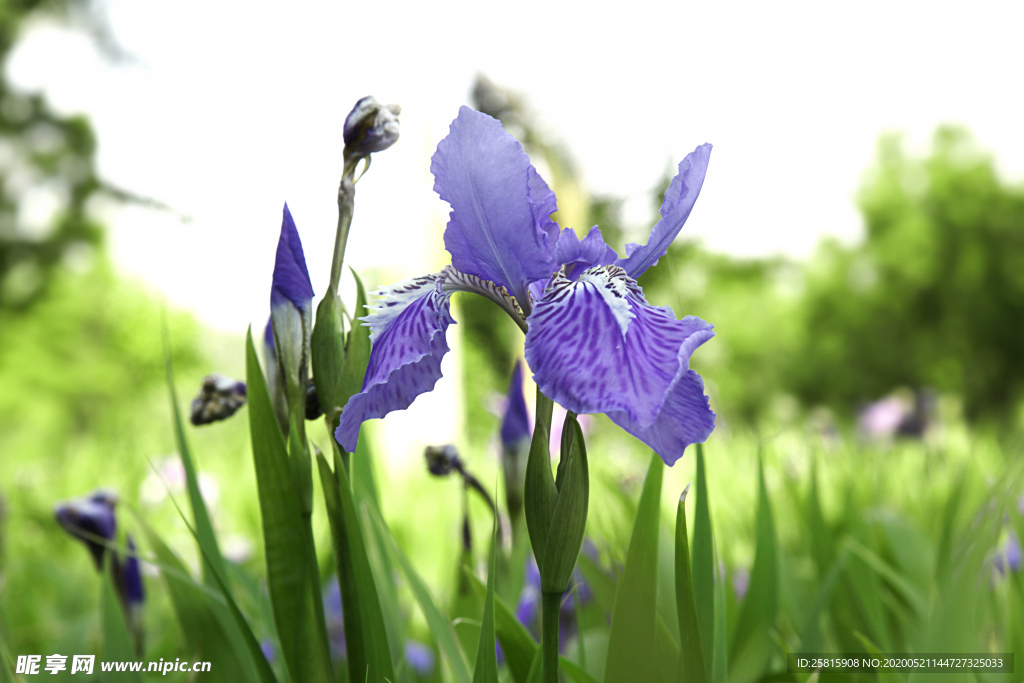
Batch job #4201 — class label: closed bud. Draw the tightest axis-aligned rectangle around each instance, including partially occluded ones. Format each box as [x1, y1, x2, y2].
[424, 444, 461, 477]
[190, 373, 247, 425]
[343, 96, 400, 161]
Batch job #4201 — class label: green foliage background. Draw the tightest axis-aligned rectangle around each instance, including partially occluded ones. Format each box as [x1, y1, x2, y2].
[1, 7, 1023, 683]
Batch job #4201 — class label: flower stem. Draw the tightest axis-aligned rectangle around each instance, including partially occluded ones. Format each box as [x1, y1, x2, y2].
[542, 590, 561, 683]
[328, 170, 356, 298]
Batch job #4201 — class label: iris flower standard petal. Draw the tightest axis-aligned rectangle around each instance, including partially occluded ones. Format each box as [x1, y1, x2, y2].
[615, 143, 712, 278]
[335, 275, 455, 452]
[553, 227, 618, 280]
[431, 106, 558, 310]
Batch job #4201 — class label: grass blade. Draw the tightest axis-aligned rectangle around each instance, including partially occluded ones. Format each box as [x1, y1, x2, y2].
[163, 320, 228, 589]
[729, 458, 777, 683]
[711, 534, 727, 683]
[472, 520, 499, 683]
[317, 449, 394, 683]
[465, 569, 537, 683]
[604, 453, 666, 683]
[675, 486, 708, 683]
[100, 560, 142, 682]
[245, 329, 334, 683]
[692, 443, 715, 678]
[367, 504, 473, 683]
[138, 516, 276, 682]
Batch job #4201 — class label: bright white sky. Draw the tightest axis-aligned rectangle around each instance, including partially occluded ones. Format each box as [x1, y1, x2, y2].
[8, 0, 1024, 455]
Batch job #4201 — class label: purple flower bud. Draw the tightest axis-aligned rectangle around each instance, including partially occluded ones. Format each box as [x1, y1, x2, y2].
[343, 96, 400, 159]
[500, 361, 531, 449]
[122, 535, 144, 607]
[54, 491, 117, 569]
[271, 204, 314, 313]
[424, 444, 461, 477]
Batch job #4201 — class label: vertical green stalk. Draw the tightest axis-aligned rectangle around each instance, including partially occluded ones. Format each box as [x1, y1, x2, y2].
[328, 164, 357, 298]
[542, 591, 561, 683]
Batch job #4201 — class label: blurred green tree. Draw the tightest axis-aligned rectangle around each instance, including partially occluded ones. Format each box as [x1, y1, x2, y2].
[0, 0, 114, 310]
[789, 127, 1024, 420]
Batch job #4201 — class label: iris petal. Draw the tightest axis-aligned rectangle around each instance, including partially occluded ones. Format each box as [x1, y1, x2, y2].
[500, 360, 531, 447]
[335, 275, 455, 452]
[606, 369, 715, 466]
[271, 204, 314, 311]
[524, 265, 713, 430]
[616, 144, 712, 278]
[431, 107, 558, 310]
[553, 227, 618, 280]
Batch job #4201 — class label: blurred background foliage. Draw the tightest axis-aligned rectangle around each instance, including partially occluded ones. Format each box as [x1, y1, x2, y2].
[1, 1, 1023, 679]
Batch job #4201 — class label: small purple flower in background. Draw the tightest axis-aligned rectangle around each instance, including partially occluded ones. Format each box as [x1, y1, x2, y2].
[858, 389, 936, 441]
[189, 373, 247, 425]
[501, 361, 531, 449]
[403, 641, 435, 677]
[501, 361, 531, 523]
[993, 531, 1022, 575]
[514, 545, 596, 648]
[732, 565, 750, 601]
[56, 490, 145, 650]
[323, 578, 346, 660]
[337, 107, 715, 466]
[260, 639, 277, 665]
[54, 490, 118, 569]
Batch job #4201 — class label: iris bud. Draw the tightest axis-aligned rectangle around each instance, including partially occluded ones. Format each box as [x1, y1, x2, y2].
[189, 373, 247, 425]
[55, 490, 117, 569]
[343, 96, 401, 161]
[424, 444, 461, 477]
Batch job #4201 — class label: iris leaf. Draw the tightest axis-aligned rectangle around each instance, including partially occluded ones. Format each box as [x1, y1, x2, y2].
[100, 559, 142, 682]
[604, 452, 664, 683]
[471, 519, 499, 683]
[367, 504, 472, 683]
[691, 443, 715, 679]
[245, 329, 334, 683]
[674, 488, 707, 683]
[137, 515, 276, 683]
[729, 459, 777, 683]
[163, 322, 228, 589]
[317, 448, 394, 683]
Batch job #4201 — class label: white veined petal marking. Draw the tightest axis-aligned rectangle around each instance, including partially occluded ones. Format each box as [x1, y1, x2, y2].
[574, 265, 642, 338]
[361, 273, 441, 343]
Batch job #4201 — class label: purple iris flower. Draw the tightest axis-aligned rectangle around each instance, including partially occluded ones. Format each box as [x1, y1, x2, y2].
[403, 641, 435, 677]
[54, 490, 118, 569]
[501, 360, 531, 449]
[336, 107, 715, 466]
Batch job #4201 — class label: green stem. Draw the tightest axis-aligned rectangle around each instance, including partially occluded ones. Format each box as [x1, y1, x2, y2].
[328, 171, 356, 298]
[542, 590, 561, 683]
